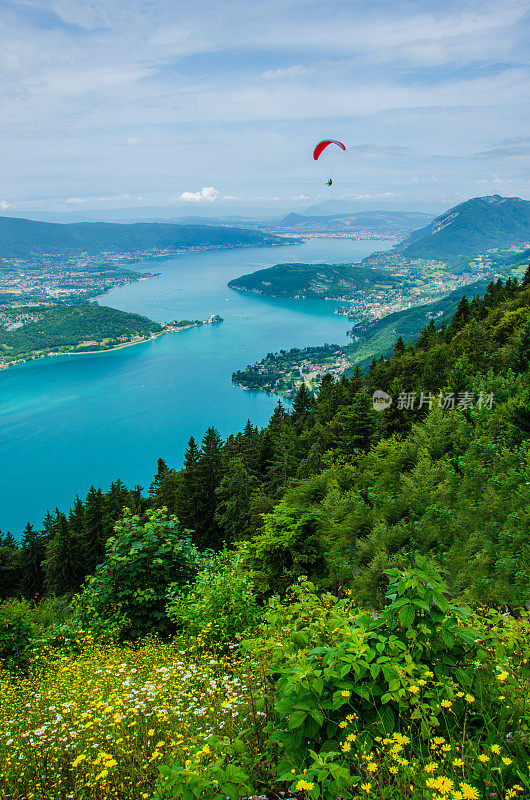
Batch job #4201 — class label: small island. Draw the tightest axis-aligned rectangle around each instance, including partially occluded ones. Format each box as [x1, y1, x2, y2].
[0, 305, 223, 369]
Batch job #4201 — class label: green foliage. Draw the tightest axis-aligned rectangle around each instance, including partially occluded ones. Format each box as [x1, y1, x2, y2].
[166, 549, 261, 641]
[229, 262, 402, 299]
[156, 735, 255, 800]
[242, 561, 530, 800]
[73, 508, 203, 639]
[0, 303, 162, 363]
[0, 598, 36, 671]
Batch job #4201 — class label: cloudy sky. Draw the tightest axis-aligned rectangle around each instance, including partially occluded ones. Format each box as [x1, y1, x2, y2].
[1, 0, 530, 217]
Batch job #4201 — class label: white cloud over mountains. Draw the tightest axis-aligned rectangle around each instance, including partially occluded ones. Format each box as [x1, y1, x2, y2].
[179, 187, 220, 203]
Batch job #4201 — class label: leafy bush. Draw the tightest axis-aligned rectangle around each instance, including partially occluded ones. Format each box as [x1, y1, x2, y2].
[244, 558, 530, 799]
[166, 548, 261, 641]
[73, 508, 203, 639]
[0, 598, 36, 671]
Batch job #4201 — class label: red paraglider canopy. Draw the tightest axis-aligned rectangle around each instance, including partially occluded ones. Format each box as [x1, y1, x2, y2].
[313, 139, 346, 160]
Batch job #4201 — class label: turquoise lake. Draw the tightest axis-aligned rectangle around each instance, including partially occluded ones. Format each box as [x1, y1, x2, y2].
[0, 237, 396, 536]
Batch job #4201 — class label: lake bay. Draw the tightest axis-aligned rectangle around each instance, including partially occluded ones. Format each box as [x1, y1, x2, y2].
[0, 237, 395, 535]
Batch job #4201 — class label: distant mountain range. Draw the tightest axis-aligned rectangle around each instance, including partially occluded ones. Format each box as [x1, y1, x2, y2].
[0, 216, 286, 262]
[398, 195, 530, 266]
[275, 210, 433, 236]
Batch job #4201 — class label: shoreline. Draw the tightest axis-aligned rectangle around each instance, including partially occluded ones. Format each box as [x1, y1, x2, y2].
[0, 320, 218, 371]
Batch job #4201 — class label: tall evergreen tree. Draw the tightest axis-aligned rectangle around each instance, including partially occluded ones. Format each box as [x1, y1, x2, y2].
[105, 479, 131, 532]
[45, 511, 82, 595]
[20, 523, 46, 598]
[393, 336, 406, 357]
[215, 457, 257, 542]
[82, 487, 106, 574]
[292, 383, 313, 423]
[194, 427, 224, 549]
[175, 436, 202, 533]
[149, 458, 169, 496]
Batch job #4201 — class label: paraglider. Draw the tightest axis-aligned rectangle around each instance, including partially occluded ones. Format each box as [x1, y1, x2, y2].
[313, 140, 345, 187]
[313, 139, 346, 160]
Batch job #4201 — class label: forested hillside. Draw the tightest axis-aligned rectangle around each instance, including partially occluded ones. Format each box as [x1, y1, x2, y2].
[2, 269, 529, 607]
[400, 195, 530, 267]
[1, 266, 529, 800]
[0, 304, 162, 365]
[228, 261, 401, 298]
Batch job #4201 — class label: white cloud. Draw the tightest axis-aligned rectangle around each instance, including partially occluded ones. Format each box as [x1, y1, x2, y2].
[0, 200, 11, 209]
[262, 65, 315, 80]
[179, 186, 220, 203]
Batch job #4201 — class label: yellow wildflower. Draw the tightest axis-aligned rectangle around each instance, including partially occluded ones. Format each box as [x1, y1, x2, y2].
[460, 783, 480, 799]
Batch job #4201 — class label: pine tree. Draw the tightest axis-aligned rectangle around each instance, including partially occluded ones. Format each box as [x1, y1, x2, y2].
[522, 264, 530, 287]
[451, 295, 471, 331]
[45, 511, 82, 595]
[268, 420, 298, 493]
[292, 383, 313, 422]
[194, 427, 224, 549]
[149, 458, 169, 496]
[393, 336, 406, 357]
[105, 479, 131, 532]
[215, 457, 257, 543]
[82, 487, 106, 574]
[175, 436, 202, 532]
[239, 420, 260, 474]
[20, 523, 46, 598]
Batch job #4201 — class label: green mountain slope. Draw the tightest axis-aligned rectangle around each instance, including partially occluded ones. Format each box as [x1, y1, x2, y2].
[0, 216, 286, 262]
[0, 304, 162, 364]
[400, 194, 530, 266]
[228, 262, 401, 299]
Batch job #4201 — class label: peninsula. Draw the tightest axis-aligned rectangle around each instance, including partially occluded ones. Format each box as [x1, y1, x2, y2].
[228, 195, 530, 323]
[0, 304, 223, 369]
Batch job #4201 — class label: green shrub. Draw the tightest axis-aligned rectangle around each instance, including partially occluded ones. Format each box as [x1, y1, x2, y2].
[243, 558, 529, 799]
[166, 548, 261, 641]
[0, 597, 36, 671]
[72, 508, 203, 639]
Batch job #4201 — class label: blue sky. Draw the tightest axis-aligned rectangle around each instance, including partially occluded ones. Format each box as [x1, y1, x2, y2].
[1, 0, 530, 216]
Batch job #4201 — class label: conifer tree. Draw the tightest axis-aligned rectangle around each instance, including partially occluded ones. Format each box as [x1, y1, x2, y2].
[194, 427, 224, 549]
[292, 383, 313, 422]
[82, 487, 106, 574]
[268, 420, 298, 493]
[239, 420, 260, 474]
[215, 457, 257, 542]
[393, 336, 406, 356]
[149, 458, 169, 496]
[45, 511, 82, 595]
[175, 436, 202, 532]
[105, 479, 131, 532]
[20, 523, 46, 598]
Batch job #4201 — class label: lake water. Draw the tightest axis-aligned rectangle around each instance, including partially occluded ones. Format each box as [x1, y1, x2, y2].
[0, 237, 396, 536]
